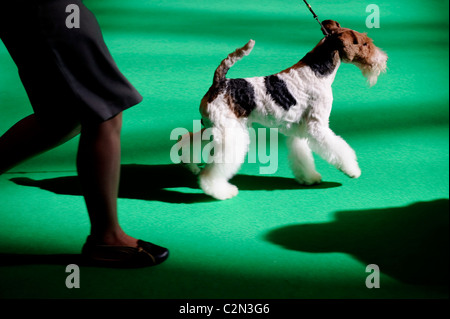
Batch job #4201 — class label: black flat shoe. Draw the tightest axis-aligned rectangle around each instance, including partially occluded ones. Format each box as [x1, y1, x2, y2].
[81, 237, 169, 268]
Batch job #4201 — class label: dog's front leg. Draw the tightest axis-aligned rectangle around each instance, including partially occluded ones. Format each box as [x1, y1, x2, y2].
[306, 122, 361, 178]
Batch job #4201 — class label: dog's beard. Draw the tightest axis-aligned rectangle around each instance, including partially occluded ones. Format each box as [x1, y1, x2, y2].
[357, 47, 388, 87]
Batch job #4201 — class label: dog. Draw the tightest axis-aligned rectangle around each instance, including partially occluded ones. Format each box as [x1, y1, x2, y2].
[177, 20, 388, 200]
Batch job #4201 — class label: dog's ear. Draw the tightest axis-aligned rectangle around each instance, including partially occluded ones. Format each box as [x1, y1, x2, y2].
[322, 20, 341, 35]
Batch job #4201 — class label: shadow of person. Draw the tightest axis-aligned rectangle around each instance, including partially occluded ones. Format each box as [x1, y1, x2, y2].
[0, 253, 84, 267]
[9, 164, 341, 204]
[265, 199, 449, 286]
[0, 253, 156, 268]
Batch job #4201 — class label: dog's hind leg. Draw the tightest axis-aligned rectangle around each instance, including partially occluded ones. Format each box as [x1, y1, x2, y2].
[287, 136, 322, 185]
[178, 129, 207, 175]
[306, 122, 361, 178]
[199, 121, 250, 200]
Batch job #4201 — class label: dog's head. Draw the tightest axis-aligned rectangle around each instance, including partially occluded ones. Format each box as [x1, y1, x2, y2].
[322, 20, 388, 86]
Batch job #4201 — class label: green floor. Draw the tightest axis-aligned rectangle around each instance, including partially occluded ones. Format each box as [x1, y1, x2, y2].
[0, 0, 448, 299]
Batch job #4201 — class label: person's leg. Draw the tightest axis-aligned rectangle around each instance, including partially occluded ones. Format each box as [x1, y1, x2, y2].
[78, 113, 169, 266]
[77, 112, 137, 247]
[0, 114, 80, 175]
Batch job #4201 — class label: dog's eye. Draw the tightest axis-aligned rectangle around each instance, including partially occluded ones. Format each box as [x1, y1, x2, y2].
[353, 39, 358, 45]
[363, 42, 368, 46]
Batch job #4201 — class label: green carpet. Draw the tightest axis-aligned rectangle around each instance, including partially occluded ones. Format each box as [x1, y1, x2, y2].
[0, 0, 448, 300]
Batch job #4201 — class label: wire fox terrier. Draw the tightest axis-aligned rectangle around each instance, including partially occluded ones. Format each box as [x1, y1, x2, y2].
[178, 20, 388, 200]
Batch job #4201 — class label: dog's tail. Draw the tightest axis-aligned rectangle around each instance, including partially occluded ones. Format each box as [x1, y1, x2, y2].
[213, 39, 255, 84]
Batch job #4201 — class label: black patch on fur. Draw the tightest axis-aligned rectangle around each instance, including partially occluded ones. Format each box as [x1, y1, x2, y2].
[226, 78, 256, 117]
[264, 75, 296, 110]
[205, 80, 226, 103]
[301, 35, 339, 77]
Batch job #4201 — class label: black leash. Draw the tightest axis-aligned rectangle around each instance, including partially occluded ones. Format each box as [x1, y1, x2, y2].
[302, 0, 329, 36]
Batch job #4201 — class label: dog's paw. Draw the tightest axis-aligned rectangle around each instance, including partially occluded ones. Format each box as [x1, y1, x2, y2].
[183, 163, 201, 175]
[295, 172, 322, 185]
[212, 183, 239, 200]
[199, 177, 238, 200]
[341, 164, 361, 178]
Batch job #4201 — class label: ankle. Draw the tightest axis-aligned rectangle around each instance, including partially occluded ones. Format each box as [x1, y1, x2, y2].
[89, 229, 138, 247]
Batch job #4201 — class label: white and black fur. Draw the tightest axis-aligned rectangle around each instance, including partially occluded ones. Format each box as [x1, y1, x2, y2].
[180, 20, 388, 200]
